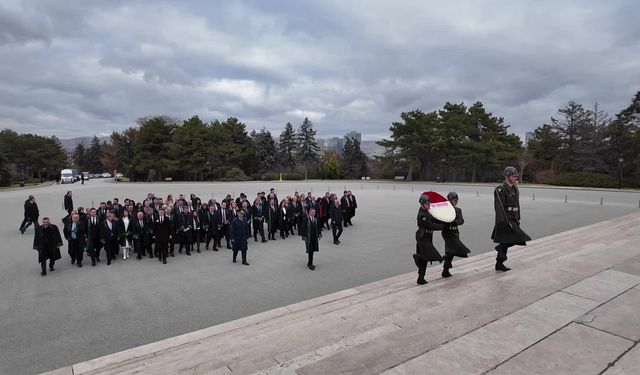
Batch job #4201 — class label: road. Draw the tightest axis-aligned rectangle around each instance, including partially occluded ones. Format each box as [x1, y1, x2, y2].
[1, 179, 638, 374]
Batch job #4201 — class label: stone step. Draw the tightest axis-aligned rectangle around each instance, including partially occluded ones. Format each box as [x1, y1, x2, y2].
[55, 212, 640, 375]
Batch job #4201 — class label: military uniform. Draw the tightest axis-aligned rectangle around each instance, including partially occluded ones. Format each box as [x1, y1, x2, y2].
[441, 206, 471, 275]
[491, 181, 531, 267]
[413, 206, 443, 284]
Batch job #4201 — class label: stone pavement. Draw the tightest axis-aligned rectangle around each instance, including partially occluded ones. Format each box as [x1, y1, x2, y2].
[45, 212, 640, 375]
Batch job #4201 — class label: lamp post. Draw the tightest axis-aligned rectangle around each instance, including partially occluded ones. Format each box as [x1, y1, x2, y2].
[618, 156, 624, 189]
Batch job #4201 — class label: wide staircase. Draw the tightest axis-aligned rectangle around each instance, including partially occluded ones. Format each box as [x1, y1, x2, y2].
[46, 213, 640, 375]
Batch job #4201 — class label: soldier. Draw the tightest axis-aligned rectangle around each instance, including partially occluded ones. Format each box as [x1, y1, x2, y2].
[413, 194, 444, 285]
[491, 166, 532, 272]
[441, 192, 471, 278]
[33, 217, 63, 276]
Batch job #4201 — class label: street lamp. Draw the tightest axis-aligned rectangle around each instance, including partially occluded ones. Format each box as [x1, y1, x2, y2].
[618, 156, 624, 189]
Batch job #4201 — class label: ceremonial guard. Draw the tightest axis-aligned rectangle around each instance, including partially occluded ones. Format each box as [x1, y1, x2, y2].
[230, 210, 250, 265]
[413, 194, 444, 285]
[33, 217, 63, 276]
[491, 166, 531, 271]
[63, 212, 86, 267]
[441, 192, 470, 278]
[301, 208, 321, 270]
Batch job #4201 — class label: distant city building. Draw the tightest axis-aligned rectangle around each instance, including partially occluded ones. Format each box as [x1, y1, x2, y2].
[317, 138, 325, 151]
[525, 131, 534, 147]
[326, 136, 345, 156]
[344, 131, 362, 144]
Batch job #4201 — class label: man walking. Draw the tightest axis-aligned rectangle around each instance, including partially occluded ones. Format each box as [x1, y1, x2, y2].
[329, 197, 343, 245]
[491, 166, 532, 272]
[64, 212, 86, 268]
[33, 217, 63, 276]
[64, 191, 73, 215]
[19, 195, 39, 234]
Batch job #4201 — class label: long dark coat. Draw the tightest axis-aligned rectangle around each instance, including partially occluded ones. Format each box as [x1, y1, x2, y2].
[230, 217, 249, 251]
[267, 204, 279, 231]
[301, 216, 321, 253]
[442, 207, 471, 257]
[415, 207, 443, 262]
[491, 183, 532, 245]
[33, 224, 63, 263]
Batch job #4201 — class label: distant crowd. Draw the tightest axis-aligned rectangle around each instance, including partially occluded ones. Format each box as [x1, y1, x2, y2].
[22, 188, 358, 276]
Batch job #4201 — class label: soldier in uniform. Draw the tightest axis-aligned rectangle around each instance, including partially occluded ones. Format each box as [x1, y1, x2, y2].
[491, 166, 532, 271]
[413, 194, 444, 285]
[441, 192, 471, 278]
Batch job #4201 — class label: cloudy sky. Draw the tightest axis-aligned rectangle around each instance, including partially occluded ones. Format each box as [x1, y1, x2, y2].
[1, 0, 639, 140]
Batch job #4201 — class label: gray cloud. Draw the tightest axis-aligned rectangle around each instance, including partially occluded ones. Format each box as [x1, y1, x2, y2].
[1, 0, 639, 140]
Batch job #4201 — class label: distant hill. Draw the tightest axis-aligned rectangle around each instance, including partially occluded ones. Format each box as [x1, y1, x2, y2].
[360, 140, 385, 157]
[59, 136, 109, 152]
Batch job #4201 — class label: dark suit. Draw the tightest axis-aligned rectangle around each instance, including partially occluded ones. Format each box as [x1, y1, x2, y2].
[340, 196, 351, 227]
[267, 204, 279, 240]
[219, 209, 232, 248]
[204, 210, 220, 250]
[329, 204, 343, 243]
[64, 220, 86, 266]
[100, 220, 119, 265]
[33, 224, 63, 274]
[251, 205, 266, 242]
[177, 213, 193, 254]
[154, 216, 172, 263]
[86, 216, 102, 264]
[64, 194, 73, 214]
[133, 218, 151, 258]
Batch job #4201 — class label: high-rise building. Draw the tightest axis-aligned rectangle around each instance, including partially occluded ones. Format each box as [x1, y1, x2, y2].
[326, 137, 345, 156]
[344, 131, 362, 144]
[316, 138, 325, 151]
[525, 131, 534, 147]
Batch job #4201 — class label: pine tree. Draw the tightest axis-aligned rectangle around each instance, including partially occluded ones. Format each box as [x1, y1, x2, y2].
[278, 122, 297, 171]
[253, 127, 278, 173]
[296, 117, 320, 179]
[73, 143, 86, 171]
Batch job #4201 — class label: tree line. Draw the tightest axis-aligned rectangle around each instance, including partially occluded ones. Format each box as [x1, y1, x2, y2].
[0, 130, 68, 185]
[376, 91, 640, 187]
[77, 116, 368, 182]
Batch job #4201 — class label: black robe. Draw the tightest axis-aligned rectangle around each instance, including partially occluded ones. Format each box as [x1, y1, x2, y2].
[301, 216, 321, 253]
[33, 224, 63, 263]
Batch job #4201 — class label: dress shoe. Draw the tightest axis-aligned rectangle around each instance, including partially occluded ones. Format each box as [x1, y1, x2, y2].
[71, 259, 75, 265]
[416, 277, 427, 285]
[77, 263, 82, 268]
[40, 271, 46, 276]
[49, 267, 54, 271]
[92, 261, 96, 266]
[213, 248, 218, 251]
[163, 259, 167, 264]
[242, 262, 250, 266]
[261, 240, 267, 243]
[226, 245, 231, 249]
[233, 259, 237, 263]
[186, 252, 191, 256]
[107, 261, 111, 265]
[197, 249, 201, 253]
[495, 263, 511, 272]
[137, 255, 142, 260]
[307, 264, 315, 270]
[170, 253, 175, 257]
[97, 258, 101, 262]
[334, 241, 339, 245]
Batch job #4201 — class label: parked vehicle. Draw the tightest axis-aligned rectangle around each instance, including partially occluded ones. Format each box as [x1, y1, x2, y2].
[101, 172, 112, 178]
[60, 169, 78, 184]
[82, 172, 90, 180]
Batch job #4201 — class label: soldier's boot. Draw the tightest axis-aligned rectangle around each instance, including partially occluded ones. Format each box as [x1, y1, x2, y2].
[442, 256, 453, 278]
[495, 261, 511, 272]
[442, 268, 452, 278]
[416, 263, 427, 285]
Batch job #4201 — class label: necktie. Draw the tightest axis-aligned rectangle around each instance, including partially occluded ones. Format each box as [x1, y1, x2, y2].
[160, 217, 163, 223]
[223, 211, 226, 223]
[140, 220, 143, 228]
[93, 218, 96, 225]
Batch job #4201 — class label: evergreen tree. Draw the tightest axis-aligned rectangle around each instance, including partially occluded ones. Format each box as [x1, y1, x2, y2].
[253, 127, 278, 173]
[133, 116, 177, 181]
[73, 143, 87, 171]
[0, 147, 11, 185]
[277, 122, 297, 171]
[341, 137, 368, 178]
[85, 136, 103, 172]
[296, 117, 320, 179]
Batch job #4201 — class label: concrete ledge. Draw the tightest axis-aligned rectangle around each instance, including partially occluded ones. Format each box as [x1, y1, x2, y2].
[44, 212, 640, 375]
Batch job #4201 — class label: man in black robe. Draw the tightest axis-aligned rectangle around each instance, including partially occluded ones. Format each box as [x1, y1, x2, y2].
[301, 208, 321, 270]
[33, 217, 63, 276]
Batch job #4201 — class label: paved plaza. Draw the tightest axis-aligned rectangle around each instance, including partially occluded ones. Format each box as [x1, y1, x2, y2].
[0, 180, 638, 374]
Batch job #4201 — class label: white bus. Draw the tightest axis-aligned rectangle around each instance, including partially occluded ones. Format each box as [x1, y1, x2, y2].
[60, 169, 78, 184]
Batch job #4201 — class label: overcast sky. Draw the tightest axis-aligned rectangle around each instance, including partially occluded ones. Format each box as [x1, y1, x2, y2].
[1, 0, 639, 141]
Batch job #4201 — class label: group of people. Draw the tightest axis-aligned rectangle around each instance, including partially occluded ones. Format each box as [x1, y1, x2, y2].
[412, 166, 531, 285]
[25, 188, 359, 276]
